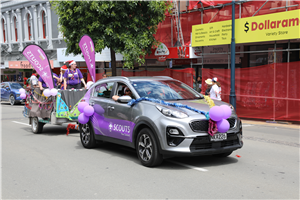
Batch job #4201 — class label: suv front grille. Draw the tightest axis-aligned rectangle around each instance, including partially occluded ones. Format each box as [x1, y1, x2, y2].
[190, 133, 239, 150]
[190, 120, 209, 132]
[190, 118, 237, 132]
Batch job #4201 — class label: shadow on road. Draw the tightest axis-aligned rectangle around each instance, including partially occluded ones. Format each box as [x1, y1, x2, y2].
[74, 140, 239, 169]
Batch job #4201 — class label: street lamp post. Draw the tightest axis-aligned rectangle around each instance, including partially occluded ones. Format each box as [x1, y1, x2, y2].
[230, 0, 236, 109]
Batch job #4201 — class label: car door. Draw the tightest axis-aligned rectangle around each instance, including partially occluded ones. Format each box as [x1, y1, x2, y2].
[0, 83, 4, 101]
[89, 81, 114, 137]
[1, 83, 10, 101]
[106, 82, 136, 142]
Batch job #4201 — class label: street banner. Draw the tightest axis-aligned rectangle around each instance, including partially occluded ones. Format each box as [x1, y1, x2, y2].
[22, 44, 54, 89]
[79, 35, 96, 82]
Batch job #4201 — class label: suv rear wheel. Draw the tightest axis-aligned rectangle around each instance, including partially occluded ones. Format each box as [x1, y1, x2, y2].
[136, 128, 163, 167]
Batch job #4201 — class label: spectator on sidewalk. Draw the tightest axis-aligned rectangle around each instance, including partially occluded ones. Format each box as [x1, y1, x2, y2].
[210, 77, 222, 100]
[204, 78, 213, 95]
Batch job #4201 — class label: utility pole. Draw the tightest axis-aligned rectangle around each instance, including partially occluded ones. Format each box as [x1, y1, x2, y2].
[230, 0, 236, 109]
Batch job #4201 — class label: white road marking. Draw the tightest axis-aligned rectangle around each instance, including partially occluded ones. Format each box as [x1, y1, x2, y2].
[168, 160, 208, 172]
[12, 121, 30, 126]
[242, 124, 254, 127]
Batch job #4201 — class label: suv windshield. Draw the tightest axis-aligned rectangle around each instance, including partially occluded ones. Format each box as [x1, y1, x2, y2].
[131, 80, 203, 100]
[10, 83, 23, 89]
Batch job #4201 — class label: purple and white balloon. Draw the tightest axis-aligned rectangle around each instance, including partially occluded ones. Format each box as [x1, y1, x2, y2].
[78, 113, 89, 124]
[20, 93, 26, 99]
[209, 106, 224, 122]
[50, 88, 58, 96]
[19, 88, 26, 94]
[220, 105, 232, 119]
[216, 119, 230, 133]
[83, 105, 95, 117]
[78, 102, 89, 113]
[43, 89, 51, 97]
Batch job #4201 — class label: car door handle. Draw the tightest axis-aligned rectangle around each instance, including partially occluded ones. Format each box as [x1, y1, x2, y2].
[108, 106, 114, 110]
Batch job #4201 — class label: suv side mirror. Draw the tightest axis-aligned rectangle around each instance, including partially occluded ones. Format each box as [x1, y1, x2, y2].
[5, 87, 10, 91]
[117, 96, 132, 103]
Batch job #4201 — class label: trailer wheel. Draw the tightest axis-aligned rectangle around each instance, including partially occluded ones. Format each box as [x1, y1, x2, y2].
[32, 117, 44, 134]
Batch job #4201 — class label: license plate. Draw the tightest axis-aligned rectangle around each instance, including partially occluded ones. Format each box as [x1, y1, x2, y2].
[210, 133, 227, 141]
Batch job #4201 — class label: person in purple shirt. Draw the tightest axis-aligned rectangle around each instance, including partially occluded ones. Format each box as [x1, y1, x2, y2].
[63, 60, 87, 89]
[38, 65, 60, 90]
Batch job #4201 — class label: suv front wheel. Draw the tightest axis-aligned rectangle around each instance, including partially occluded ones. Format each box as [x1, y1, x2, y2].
[80, 122, 96, 149]
[136, 128, 163, 167]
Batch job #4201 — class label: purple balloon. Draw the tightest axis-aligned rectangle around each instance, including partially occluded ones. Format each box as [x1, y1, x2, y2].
[220, 105, 232, 119]
[209, 106, 224, 122]
[20, 93, 26, 99]
[217, 119, 230, 133]
[94, 104, 105, 115]
[78, 102, 89, 113]
[84, 105, 95, 117]
[78, 113, 89, 124]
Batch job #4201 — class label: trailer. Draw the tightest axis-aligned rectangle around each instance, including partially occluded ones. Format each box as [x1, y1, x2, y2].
[23, 87, 87, 133]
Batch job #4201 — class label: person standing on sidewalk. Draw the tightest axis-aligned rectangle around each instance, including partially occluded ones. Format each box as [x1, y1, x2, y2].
[210, 77, 222, 100]
[63, 60, 87, 90]
[204, 78, 213, 95]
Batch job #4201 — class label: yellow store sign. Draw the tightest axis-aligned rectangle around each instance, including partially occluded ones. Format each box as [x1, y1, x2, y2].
[192, 9, 300, 47]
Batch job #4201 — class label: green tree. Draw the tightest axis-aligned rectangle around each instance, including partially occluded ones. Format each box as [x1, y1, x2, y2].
[51, 1, 172, 76]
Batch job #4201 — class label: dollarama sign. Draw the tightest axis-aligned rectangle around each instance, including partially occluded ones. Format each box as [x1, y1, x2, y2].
[192, 9, 299, 47]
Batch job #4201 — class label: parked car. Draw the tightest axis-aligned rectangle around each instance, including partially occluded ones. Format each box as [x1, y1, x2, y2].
[79, 76, 243, 167]
[1, 82, 24, 105]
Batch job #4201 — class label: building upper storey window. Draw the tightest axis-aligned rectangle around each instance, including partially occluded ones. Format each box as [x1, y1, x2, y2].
[27, 13, 31, 40]
[2, 18, 6, 43]
[41, 10, 46, 39]
[13, 16, 18, 42]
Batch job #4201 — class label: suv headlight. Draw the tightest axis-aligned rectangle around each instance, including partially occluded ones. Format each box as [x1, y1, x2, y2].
[156, 105, 188, 118]
[229, 104, 235, 112]
[16, 94, 20, 97]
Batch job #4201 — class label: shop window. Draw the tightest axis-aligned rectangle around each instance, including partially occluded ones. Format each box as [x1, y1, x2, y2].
[2, 18, 5, 42]
[14, 16, 18, 42]
[27, 14, 31, 40]
[42, 10, 46, 39]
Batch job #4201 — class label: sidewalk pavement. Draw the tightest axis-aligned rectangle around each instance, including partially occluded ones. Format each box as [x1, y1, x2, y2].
[241, 119, 300, 130]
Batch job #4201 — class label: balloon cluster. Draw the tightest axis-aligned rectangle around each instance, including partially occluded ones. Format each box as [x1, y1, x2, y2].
[19, 88, 27, 99]
[209, 105, 232, 133]
[77, 102, 95, 124]
[43, 88, 58, 97]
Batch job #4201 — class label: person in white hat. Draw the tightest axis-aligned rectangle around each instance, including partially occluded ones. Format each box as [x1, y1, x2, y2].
[63, 60, 87, 89]
[204, 78, 213, 95]
[210, 77, 222, 100]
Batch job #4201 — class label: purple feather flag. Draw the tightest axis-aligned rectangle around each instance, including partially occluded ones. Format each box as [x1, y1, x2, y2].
[22, 44, 54, 89]
[79, 35, 96, 82]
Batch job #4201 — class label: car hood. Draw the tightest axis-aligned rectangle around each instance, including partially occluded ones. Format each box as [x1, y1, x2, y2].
[161, 99, 230, 116]
[11, 89, 20, 94]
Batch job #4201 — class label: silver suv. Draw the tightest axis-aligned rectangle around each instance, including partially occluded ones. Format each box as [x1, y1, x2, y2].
[79, 76, 243, 167]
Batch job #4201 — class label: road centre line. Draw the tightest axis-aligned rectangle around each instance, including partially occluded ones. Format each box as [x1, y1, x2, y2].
[168, 160, 208, 172]
[12, 121, 31, 126]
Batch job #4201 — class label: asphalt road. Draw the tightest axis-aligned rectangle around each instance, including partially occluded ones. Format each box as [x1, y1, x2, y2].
[1, 102, 299, 199]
